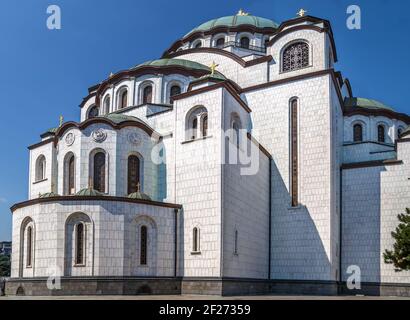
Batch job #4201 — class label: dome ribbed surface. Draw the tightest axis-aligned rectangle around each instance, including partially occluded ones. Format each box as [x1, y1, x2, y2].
[128, 192, 151, 201]
[76, 188, 105, 196]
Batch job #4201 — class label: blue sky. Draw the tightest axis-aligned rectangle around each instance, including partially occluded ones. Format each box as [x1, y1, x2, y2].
[0, 0, 409, 240]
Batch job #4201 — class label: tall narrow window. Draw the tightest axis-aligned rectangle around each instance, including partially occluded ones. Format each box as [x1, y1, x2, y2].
[216, 37, 225, 47]
[88, 105, 99, 119]
[93, 152, 106, 193]
[35, 155, 46, 182]
[26, 226, 33, 267]
[191, 118, 198, 140]
[140, 226, 147, 265]
[282, 42, 309, 72]
[128, 155, 141, 195]
[378, 125, 386, 143]
[75, 223, 84, 265]
[68, 155, 75, 195]
[232, 121, 240, 146]
[194, 41, 202, 48]
[192, 227, 200, 252]
[353, 124, 363, 142]
[234, 230, 238, 255]
[264, 38, 270, 48]
[120, 90, 128, 109]
[290, 99, 299, 207]
[143, 86, 152, 104]
[240, 37, 250, 49]
[104, 95, 111, 114]
[202, 115, 208, 137]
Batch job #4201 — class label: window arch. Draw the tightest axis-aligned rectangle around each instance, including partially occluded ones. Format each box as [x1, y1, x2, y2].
[93, 152, 106, 193]
[75, 223, 85, 265]
[64, 153, 76, 195]
[353, 123, 363, 142]
[378, 124, 386, 143]
[239, 36, 250, 49]
[398, 127, 404, 138]
[192, 227, 200, 252]
[103, 95, 111, 114]
[117, 87, 128, 109]
[192, 39, 202, 48]
[169, 84, 181, 101]
[140, 225, 147, 265]
[19, 217, 35, 276]
[290, 98, 299, 207]
[128, 154, 141, 195]
[216, 37, 225, 47]
[35, 155, 46, 182]
[87, 105, 99, 119]
[282, 41, 310, 72]
[142, 84, 153, 104]
[185, 106, 208, 140]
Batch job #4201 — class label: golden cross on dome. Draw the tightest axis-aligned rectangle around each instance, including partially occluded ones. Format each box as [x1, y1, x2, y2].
[89, 177, 93, 189]
[59, 115, 64, 127]
[210, 61, 219, 75]
[297, 9, 307, 17]
[237, 9, 249, 16]
[136, 182, 141, 193]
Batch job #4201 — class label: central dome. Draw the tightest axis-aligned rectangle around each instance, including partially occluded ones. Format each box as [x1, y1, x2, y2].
[185, 14, 279, 37]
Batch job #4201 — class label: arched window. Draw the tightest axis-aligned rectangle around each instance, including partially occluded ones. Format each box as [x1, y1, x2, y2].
[378, 125, 386, 143]
[170, 85, 181, 98]
[140, 225, 147, 265]
[282, 42, 309, 72]
[232, 121, 240, 146]
[290, 99, 299, 207]
[143, 85, 153, 104]
[75, 223, 85, 265]
[398, 127, 404, 138]
[202, 115, 208, 137]
[194, 41, 202, 48]
[128, 155, 141, 195]
[240, 36, 250, 49]
[88, 105, 99, 119]
[216, 37, 225, 47]
[93, 152, 106, 193]
[264, 38, 270, 48]
[192, 227, 200, 252]
[64, 153, 75, 195]
[353, 124, 363, 142]
[185, 106, 208, 141]
[104, 95, 111, 114]
[119, 89, 128, 109]
[35, 155, 46, 182]
[26, 226, 33, 267]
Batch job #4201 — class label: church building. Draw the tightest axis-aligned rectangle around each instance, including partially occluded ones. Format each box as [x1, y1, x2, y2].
[6, 10, 410, 296]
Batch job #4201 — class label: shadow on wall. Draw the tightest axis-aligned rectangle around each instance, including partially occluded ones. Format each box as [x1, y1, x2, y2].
[340, 166, 383, 295]
[270, 160, 332, 284]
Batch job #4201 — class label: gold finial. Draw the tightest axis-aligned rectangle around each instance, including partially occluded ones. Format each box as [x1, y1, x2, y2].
[88, 177, 93, 189]
[136, 182, 141, 193]
[237, 9, 249, 16]
[210, 61, 219, 75]
[297, 9, 307, 17]
[59, 115, 64, 127]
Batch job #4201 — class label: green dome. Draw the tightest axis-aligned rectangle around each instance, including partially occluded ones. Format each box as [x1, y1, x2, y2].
[185, 14, 279, 37]
[128, 191, 151, 201]
[345, 97, 394, 112]
[76, 187, 105, 197]
[39, 192, 60, 198]
[101, 113, 147, 124]
[133, 58, 222, 75]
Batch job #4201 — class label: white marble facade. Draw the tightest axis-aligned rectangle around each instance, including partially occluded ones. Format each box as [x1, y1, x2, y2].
[10, 12, 410, 293]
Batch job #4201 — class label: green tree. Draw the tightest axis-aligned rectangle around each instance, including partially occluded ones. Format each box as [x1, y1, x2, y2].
[0, 254, 11, 277]
[384, 208, 410, 271]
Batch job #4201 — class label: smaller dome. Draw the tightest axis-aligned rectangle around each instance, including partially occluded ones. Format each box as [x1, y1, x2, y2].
[128, 191, 151, 201]
[345, 97, 394, 112]
[76, 188, 105, 197]
[39, 192, 60, 198]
